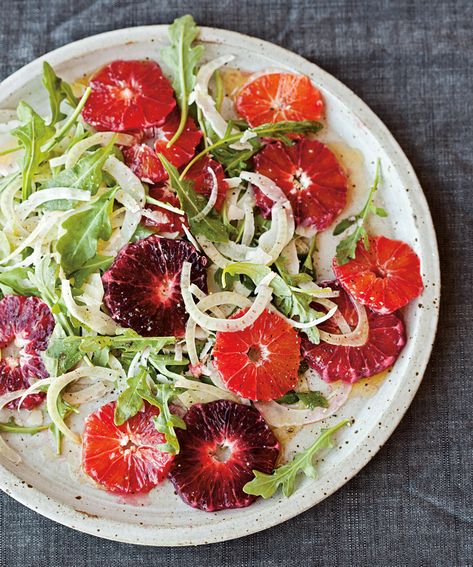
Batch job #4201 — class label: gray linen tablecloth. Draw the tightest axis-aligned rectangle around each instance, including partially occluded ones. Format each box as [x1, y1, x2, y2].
[0, 1, 471, 565]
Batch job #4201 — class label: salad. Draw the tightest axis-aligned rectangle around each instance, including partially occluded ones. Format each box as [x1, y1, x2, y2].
[0, 15, 424, 512]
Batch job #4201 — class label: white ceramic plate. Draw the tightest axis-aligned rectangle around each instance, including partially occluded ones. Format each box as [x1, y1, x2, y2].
[0, 25, 440, 546]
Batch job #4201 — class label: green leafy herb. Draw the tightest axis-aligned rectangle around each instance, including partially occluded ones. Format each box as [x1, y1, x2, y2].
[148, 353, 189, 382]
[223, 262, 325, 344]
[159, 155, 228, 243]
[114, 368, 147, 426]
[46, 334, 84, 375]
[334, 159, 387, 265]
[131, 223, 155, 243]
[301, 236, 318, 277]
[113, 364, 185, 454]
[11, 102, 55, 200]
[56, 186, 117, 274]
[42, 61, 78, 125]
[25, 255, 76, 338]
[69, 330, 174, 356]
[181, 120, 323, 178]
[161, 14, 204, 146]
[42, 140, 116, 206]
[0, 267, 38, 296]
[41, 87, 91, 155]
[0, 418, 49, 435]
[243, 419, 350, 498]
[50, 395, 79, 454]
[276, 390, 329, 409]
[71, 254, 113, 288]
[140, 384, 186, 454]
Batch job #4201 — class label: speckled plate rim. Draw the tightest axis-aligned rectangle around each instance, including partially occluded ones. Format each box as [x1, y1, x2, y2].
[0, 25, 440, 546]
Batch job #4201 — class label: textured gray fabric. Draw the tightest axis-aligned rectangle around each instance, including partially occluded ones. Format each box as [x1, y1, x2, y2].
[0, 1, 472, 565]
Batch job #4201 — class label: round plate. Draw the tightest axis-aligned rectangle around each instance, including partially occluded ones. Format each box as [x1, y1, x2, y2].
[0, 25, 440, 546]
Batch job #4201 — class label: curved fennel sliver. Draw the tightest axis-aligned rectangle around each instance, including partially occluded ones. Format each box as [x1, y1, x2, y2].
[65, 132, 135, 169]
[191, 166, 219, 222]
[46, 367, 119, 444]
[185, 289, 252, 366]
[194, 54, 250, 151]
[317, 297, 369, 347]
[181, 261, 272, 332]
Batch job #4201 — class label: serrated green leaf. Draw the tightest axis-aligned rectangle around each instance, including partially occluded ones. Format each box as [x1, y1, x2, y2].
[242, 470, 279, 499]
[68, 331, 174, 357]
[46, 334, 84, 375]
[243, 420, 350, 498]
[42, 61, 78, 125]
[71, 254, 113, 288]
[43, 141, 115, 209]
[0, 267, 37, 296]
[140, 383, 186, 455]
[223, 261, 324, 344]
[161, 15, 204, 146]
[12, 102, 55, 199]
[159, 154, 228, 243]
[277, 390, 328, 409]
[334, 159, 387, 265]
[114, 368, 146, 426]
[186, 119, 323, 177]
[333, 217, 356, 236]
[56, 186, 117, 274]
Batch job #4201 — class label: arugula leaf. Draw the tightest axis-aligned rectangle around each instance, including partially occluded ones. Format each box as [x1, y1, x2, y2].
[182, 120, 323, 178]
[148, 353, 189, 382]
[71, 254, 113, 288]
[41, 87, 91, 155]
[334, 159, 387, 265]
[131, 223, 155, 243]
[0, 267, 38, 296]
[42, 61, 78, 125]
[114, 368, 147, 426]
[0, 418, 49, 434]
[42, 140, 115, 206]
[159, 155, 228, 243]
[113, 365, 185, 453]
[140, 384, 186, 454]
[70, 330, 174, 356]
[11, 102, 55, 200]
[301, 236, 318, 277]
[276, 390, 329, 409]
[46, 334, 84, 375]
[56, 186, 117, 274]
[161, 15, 204, 146]
[223, 262, 324, 344]
[243, 419, 350, 498]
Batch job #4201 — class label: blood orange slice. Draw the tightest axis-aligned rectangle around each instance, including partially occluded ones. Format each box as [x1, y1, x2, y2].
[153, 109, 202, 168]
[169, 400, 279, 511]
[333, 236, 424, 314]
[254, 139, 348, 231]
[0, 295, 55, 409]
[82, 60, 176, 132]
[82, 402, 173, 494]
[236, 73, 324, 127]
[102, 236, 207, 337]
[212, 308, 301, 401]
[123, 109, 202, 184]
[301, 282, 406, 383]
